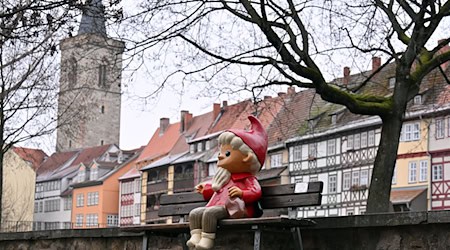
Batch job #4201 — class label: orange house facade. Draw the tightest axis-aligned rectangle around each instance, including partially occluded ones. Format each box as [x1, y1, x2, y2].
[71, 153, 140, 228]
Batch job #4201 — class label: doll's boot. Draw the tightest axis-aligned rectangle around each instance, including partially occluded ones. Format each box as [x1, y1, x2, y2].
[195, 232, 216, 250]
[186, 229, 201, 249]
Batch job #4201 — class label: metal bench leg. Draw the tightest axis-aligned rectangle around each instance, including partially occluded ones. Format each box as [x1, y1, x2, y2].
[142, 232, 148, 250]
[291, 227, 303, 250]
[181, 233, 189, 250]
[253, 225, 261, 250]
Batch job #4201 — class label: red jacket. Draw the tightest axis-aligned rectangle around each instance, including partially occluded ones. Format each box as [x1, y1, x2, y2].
[202, 172, 262, 218]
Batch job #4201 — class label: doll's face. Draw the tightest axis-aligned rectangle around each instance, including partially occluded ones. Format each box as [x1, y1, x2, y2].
[217, 144, 252, 174]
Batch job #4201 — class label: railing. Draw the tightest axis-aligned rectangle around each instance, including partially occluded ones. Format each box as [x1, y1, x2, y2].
[0, 221, 119, 233]
[147, 180, 168, 193]
[173, 174, 195, 192]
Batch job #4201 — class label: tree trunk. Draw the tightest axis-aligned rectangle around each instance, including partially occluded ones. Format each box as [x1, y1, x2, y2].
[366, 112, 404, 213]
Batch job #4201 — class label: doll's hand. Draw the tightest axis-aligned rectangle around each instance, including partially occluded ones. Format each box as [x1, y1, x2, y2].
[195, 184, 204, 194]
[228, 186, 243, 198]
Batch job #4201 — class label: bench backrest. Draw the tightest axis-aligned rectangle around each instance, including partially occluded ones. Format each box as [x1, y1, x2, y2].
[158, 182, 323, 217]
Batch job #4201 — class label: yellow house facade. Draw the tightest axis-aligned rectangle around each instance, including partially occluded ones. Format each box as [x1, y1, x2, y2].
[2, 148, 44, 231]
[391, 118, 430, 211]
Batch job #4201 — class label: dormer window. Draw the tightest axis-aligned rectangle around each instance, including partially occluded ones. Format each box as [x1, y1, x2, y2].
[413, 95, 422, 105]
[205, 141, 210, 150]
[78, 169, 86, 182]
[190, 144, 196, 154]
[389, 77, 396, 89]
[331, 114, 337, 125]
[90, 167, 98, 180]
[197, 142, 203, 152]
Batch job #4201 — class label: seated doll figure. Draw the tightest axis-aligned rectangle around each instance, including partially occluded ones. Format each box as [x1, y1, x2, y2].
[187, 116, 268, 250]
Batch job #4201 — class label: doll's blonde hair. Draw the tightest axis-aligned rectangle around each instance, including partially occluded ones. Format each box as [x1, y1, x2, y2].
[218, 131, 261, 173]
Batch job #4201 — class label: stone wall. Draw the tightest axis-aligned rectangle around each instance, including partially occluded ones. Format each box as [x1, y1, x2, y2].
[2, 211, 450, 250]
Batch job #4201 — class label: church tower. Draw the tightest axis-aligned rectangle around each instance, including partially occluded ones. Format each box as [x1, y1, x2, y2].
[56, 0, 124, 151]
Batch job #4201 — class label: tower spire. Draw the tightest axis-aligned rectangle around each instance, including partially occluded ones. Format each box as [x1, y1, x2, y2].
[78, 0, 107, 36]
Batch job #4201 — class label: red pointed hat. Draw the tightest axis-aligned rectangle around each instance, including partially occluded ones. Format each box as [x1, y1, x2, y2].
[227, 115, 268, 167]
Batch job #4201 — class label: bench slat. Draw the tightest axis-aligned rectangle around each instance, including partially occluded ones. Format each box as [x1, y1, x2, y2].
[262, 182, 323, 196]
[158, 202, 208, 216]
[160, 192, 204, 205]
[261, 193, 321, 209]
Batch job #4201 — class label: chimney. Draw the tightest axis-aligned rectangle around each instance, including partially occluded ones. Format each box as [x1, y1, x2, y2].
[343, 67, 350, 85]
[437, 39, 450, 70]
[185, 113, 193, 130]
[287, 86, 295, 95]
[277, 92, 286, 97]
[180, 110, 188, 133]
[372, 56, 381, 73]
[213, 103, 220, 119]
[160, 118, 169, 135]
[222, 101, 228, 110]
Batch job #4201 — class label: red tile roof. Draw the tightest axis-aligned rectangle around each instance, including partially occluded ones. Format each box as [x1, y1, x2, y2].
[12, 147, 48, 171]
[119, 167, 140, 180]
[37, 150, 79, 177]
[70, 144, 113, 167]
[390, 188, 426, 204]
[208, 96, 285, 136]
[170, 111, 216, 154]
[136, 122, 181, 163]
[267, 89, 317, 146]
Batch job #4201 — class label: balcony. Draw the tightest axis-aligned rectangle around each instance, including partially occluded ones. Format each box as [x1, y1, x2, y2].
[173, 174, 194, 192]
[146, 180, 168, 194]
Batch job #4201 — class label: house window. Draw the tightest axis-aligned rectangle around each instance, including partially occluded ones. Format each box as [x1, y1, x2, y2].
[87, 192, 99, 206]
[107, 215, 119, 227]
[388, 77, 395, 88]
[190, 144, 196, 154]
[354, 133, 361, 149]
[368, 131, 375, 146]
[69, 140, 72, 148]
[347, 135, 354, 150]
[208, 162, 217, 176]
[135, 203, 141, 217]
[327, 139, 336, 156]
[328, 175, 337, 193]
[292, 145, 302, 161]
[76, 214, 83, 227]
[308, 143, 317, 158]
[86, 214, 98, 227]
[401, 123, 420, 142]
[134, 179, 141, 193]
[419, 161, 428, 182]
[392, 165, 397, 184]
[197, 142, 203, 152]
[408, 162, 417, 183]
[98, 65, 107, 88]
[90, 167, 98, 180]
[78, 169, 85, 182]
[343, 172, 351, 190]
[361, 132, 368, 148]
[360, 170, 369, 186]
[432, 165, 443, 181]
[448, 117, 450, 137]
[76, 194, 84, 207]
[436, 119, 444, 139]
[413, 95, 422, 105]
[270, 153, 283, 168]
[100, 140, 104, 146]
[352, 171, 360, 186]
[64, 196, 72, 210]
[44, 199, 61, 212]
[331, 114, 337, 125]
[100, 105, 105, 114]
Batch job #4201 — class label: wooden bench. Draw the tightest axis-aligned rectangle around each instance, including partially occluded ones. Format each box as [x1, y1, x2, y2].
[135, 181, 323, 250]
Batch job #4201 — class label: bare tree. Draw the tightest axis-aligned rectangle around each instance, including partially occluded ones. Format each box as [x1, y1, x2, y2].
[0, 0, 91, 224]
[120, 0, 450, 213]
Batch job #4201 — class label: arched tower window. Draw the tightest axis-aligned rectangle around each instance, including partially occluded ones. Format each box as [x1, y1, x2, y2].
[98, 58, 109, 88]
[100, 105, 105, 114]
[68, 57, 77, 89]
